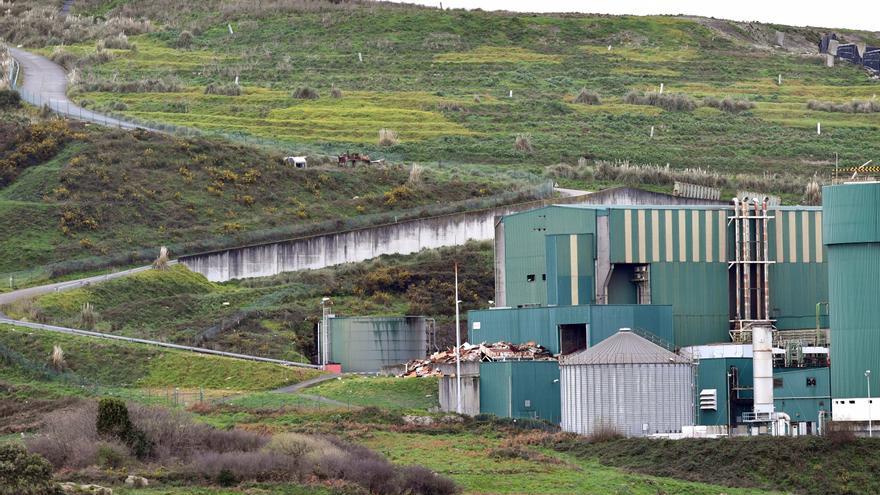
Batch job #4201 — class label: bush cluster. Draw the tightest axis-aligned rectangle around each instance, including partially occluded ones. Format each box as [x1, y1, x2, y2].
[573, 87, 601, 105]
[624, 90, 697, 111]
[26, 401, 458, 494]
[807, 99, 880, 113]
[204, 83, 242, 96]
[703, 96, 755, 113]
[291, 86, 319, 99]
[0, 444, 61, 495]
[0, 89, 21, 109]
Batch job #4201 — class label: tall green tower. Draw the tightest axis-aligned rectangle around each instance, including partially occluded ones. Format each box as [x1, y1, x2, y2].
[823, 182, 880, 421]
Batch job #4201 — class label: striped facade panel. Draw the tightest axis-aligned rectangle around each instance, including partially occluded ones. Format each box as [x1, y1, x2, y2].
[546, 234, 595, 306]
[770, 208, 825, 263]
[610, 208, 727, 264]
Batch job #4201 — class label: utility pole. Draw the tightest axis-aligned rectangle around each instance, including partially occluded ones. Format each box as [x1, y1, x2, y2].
[321, 297, 331, 366]
[454, 262, 462, 414]
[867, 370, 873, 437]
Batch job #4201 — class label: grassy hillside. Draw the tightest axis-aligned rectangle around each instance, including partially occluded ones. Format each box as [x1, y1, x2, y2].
[4, 242, 494, 361]
[14, 1, 880, 175]
[0, 323, 320, 390]
[0, 107, 532, 285]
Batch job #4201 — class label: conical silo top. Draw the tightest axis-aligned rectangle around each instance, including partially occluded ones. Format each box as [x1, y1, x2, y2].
[561, 329, 690, 365]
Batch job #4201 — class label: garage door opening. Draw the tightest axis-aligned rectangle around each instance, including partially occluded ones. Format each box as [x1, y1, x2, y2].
[559, 323, 588, 355]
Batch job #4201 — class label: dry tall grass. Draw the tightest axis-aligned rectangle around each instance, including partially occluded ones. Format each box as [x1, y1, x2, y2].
[573, 88, 601, 105]
[807, 99, 880, 113]
[80, 302, 97, 330]
[153, 246, 170, 270]
[50, 345, 66, 371]
[803, 175, 822, 205]
[703, 96, 755, 113]
[624, 90, 697, 111]
[406, 163, 424, 187]
[514, 133, 533, 152]
[330, 85, 343, 98]
[292, 87, 319, 99]
[378, 128, 399, 147]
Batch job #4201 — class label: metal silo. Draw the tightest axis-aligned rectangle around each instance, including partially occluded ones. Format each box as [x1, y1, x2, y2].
[823, 182, 880, 422]
[328, 316, 428, 373]
[560, 329, 695, 437]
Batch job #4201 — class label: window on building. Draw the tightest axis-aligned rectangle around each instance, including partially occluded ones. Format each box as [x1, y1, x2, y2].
[542, 274, 546, 281]
[526, 274, 536, 282]
[773, 378, 783, 388]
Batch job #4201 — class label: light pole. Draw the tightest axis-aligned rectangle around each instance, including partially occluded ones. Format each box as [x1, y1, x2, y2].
[454, 263, 462, 414]
[321, 297, 332, 366]
[866, 370, 873, 437]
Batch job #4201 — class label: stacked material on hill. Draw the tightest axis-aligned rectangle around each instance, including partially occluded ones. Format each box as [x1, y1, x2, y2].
[400, 341, 554, 377]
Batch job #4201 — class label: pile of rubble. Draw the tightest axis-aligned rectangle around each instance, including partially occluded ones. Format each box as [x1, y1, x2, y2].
[400, 341, 554, 377]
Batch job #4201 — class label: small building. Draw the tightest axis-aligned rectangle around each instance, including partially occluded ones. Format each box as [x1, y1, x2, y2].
[438, 362, 480, 416]
[328, 316, 428, 373]
[560, 329, 695, 437]
[480, 360, 561, 424]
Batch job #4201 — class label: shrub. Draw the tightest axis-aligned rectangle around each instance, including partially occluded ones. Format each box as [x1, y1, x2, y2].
[397, 465, 460, 495]
[26, 403, 100, 469]
[177, 30, 194, 48]
[624, 90, 697, 111]
[50, 345, 65, 371]
[76, 76, 182, 93]
[99, 33, 132, 50]
[96, 398, 153, 459]
[586, 424, 624, 443]
[573, 87, 601, 105]
[0, 444, 61, 495]
[0, 89, 21, 109]
[378, 128, 399, 146]
[330, 85, 343, 98]
[703, 96, 755, 113]
[292, 86, 319, 99]
[514, 133, 533, 152]
[49, 47, 78, 70]
[188, 450, 296, 482]
[544, 162, 592, 181]
[205, 83, 242, 96]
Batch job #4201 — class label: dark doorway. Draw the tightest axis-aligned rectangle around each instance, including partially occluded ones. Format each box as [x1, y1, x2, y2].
[559, 323, 588, 355]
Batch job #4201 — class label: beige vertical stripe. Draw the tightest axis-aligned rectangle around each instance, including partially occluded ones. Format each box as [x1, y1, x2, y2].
[665, 210, 673, 262]
[651, 210, 660, 262]
[775, 208, 784, 263]
[678, 210, 687, 262]
[718, 209, 727, 262]
[570, 234, 579, 305]
[801, 211, 811, 263]
[637, 210, 646, 263]
[624, 210, 633, 263]
[815, 212, 823, 263]
[788, 211, 797, 263]
[692, 210, 700, 262]
[705, 211, 714, 263]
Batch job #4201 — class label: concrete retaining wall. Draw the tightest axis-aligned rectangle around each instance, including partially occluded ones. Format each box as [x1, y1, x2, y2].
[180, 187, 728, 282]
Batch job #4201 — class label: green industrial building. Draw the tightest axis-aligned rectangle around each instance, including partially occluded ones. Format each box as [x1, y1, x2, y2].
[468, 197, 835, 432]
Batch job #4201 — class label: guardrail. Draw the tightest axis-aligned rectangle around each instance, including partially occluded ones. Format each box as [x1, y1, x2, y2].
[0, 317, 321, 369]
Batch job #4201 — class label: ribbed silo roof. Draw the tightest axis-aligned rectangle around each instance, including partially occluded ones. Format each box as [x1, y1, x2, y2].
[561, 330, 691, 365]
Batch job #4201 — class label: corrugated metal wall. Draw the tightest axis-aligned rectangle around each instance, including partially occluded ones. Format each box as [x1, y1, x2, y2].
[503, 207, 596, 307]
[329, 317, 427, 372]
[468, 305, 674, 353]
[480, 361, 561, 423]
[546, 233, 594, 306]
[824, 182, 880, 400]
[499, 204, 828, 348]
[696, 357, 753, 427]
[773, 367, 831, 423]
[561, 362, 694, 436]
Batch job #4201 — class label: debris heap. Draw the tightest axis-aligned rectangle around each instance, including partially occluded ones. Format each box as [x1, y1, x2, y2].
[400, 341, 554, 377]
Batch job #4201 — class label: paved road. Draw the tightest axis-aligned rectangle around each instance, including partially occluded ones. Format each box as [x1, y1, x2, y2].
[554, 186, 591, 197]
[0, 262, 176, 307]
[9, 47, 155, 131]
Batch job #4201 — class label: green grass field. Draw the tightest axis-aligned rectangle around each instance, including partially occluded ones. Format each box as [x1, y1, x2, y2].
[29, 5, 880, 174]
[0, 323, 321, 390]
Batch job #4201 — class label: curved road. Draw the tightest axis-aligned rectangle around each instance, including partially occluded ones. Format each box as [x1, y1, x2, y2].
[10, 47, 154, 131]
